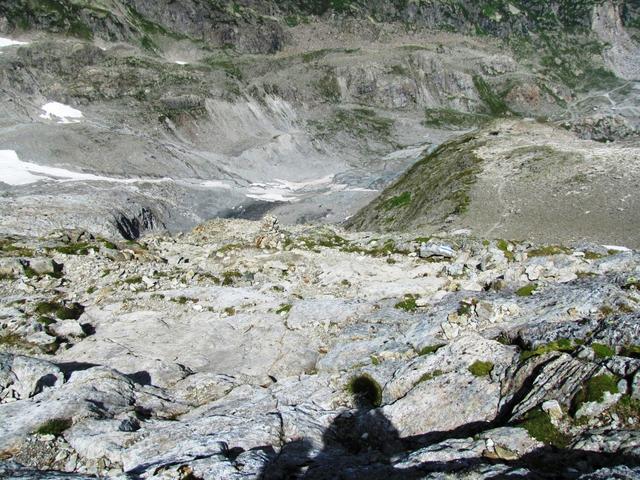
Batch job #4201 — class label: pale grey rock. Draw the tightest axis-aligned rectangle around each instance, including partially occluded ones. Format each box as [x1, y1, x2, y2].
[394, 437, 485, 468]
[26, 258, 62, 276]
[49, 320, 85, 341]
[0, 460, 98, 479]
[573, 429, 640, 455]
[0, 367, 137, 452]
[420, 242, 456, 259]
[285, 299, 370, 331]
[172, 373, 242, 406]
[575, 391, 622, 420]
[541, 400, 563, 420]
[383, 335, 516, 404]
[0, 258, 23, 276]
[479, 427, 542, 458]
[579, 466, 640, 480]
[382, 370, 500, 437]
[505, 354, 602, 419]
[0, 354, 64, 403]
[57, 308, 319, 388]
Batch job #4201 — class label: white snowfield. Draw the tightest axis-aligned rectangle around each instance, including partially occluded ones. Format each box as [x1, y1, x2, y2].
[0, 150, 125, 185]
[0, 150, 233, 189]
[40, 102, 84, 124]
[246, 175, 376, 202]
[0, 37, 28, 48]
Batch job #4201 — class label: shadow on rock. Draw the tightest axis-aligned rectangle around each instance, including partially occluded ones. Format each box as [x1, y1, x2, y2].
[258, 374, 640, 479]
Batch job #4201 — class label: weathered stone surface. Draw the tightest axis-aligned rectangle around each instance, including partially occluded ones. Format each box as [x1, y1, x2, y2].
[0, 220, 638, 477]
[0, 354, 64, 403]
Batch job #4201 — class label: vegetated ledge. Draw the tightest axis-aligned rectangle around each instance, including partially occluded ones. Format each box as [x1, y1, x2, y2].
[344, 129, 486, 233]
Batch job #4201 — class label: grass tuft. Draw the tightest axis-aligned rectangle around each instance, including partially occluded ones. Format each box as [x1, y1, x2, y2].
[516, 283, 538, 297]
[395, 294, 418, 312]
[591, 343, 614, 358]
[572, 374, 619, 414]
[35, 418, 72, 436]
[346, 374, 382, 407]
[520, 338, 575, 362]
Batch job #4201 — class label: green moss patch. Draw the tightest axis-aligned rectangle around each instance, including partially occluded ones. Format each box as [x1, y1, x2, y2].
[382, 192, 412, 211]
[591, 343, 614, 358]
[468, 360, 494, 377]
[203, 56, 243, 80]
[0, 239, 34, 257]
[609, 395, 640, 425]
[473, 75, 510, 116]
[520, 338, 575, 362]
[416, 369, 444, 384]
[527, 245, 572, 257]
[312, 107, 394, 143]
[516, 283, 538, 297]
[620, 345, 640, 359]
[418, 344, 445, 356]
[35, 301, 84, 320]
[496, 239, 515, 262]
[222, 270, 242, 286]
[52, 242, 98, 256]
[35, 418, 72, 436]
[423, 108, 489, 130]
[519, 408, 570, 448]
[395, 294, 418, 312]
[572, 374, 620, 414]
[276, 304, 292, 315]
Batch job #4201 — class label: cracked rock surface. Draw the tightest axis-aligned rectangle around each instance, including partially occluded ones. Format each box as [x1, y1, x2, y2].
[0, 219, 639, 478]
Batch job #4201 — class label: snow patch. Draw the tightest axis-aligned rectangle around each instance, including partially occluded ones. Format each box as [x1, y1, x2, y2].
[0, 37, 28, 48]
[0, 150, 234, 190]
[40, 102, 84, 124]
[246, 175, 376, 202]
[246, 176, 335, 202]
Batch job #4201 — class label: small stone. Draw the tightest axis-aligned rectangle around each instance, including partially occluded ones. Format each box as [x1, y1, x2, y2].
[541, 400, 563, 420]
[617, 379, 629, 395]
[420, 242, 455, 259]
[25, 258, 63, 276]
[118, 418, 140, 432]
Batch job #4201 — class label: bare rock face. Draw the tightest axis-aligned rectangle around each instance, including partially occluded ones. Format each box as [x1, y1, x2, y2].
[0, 221, 638, 478]
[593, 1, 640, 81]
[570, 114, 637, 142]
[0, 354, 64, 403]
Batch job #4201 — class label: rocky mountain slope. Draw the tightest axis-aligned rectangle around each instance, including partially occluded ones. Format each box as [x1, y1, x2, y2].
[346, 119, 640, 247]
[0, 1, 640, 479]
[0, 0, 638, 239]
[0, 219, 639, 478]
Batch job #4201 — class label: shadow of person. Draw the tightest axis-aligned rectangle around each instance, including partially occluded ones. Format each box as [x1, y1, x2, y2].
[258, 372, 640, 480]
[259, 438, 314, 480]
[258, 374, 403, 480]
[303, 375, 406, 479]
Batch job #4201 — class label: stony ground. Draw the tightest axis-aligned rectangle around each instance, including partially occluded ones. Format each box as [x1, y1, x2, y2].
[1, 217, 639, 479]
